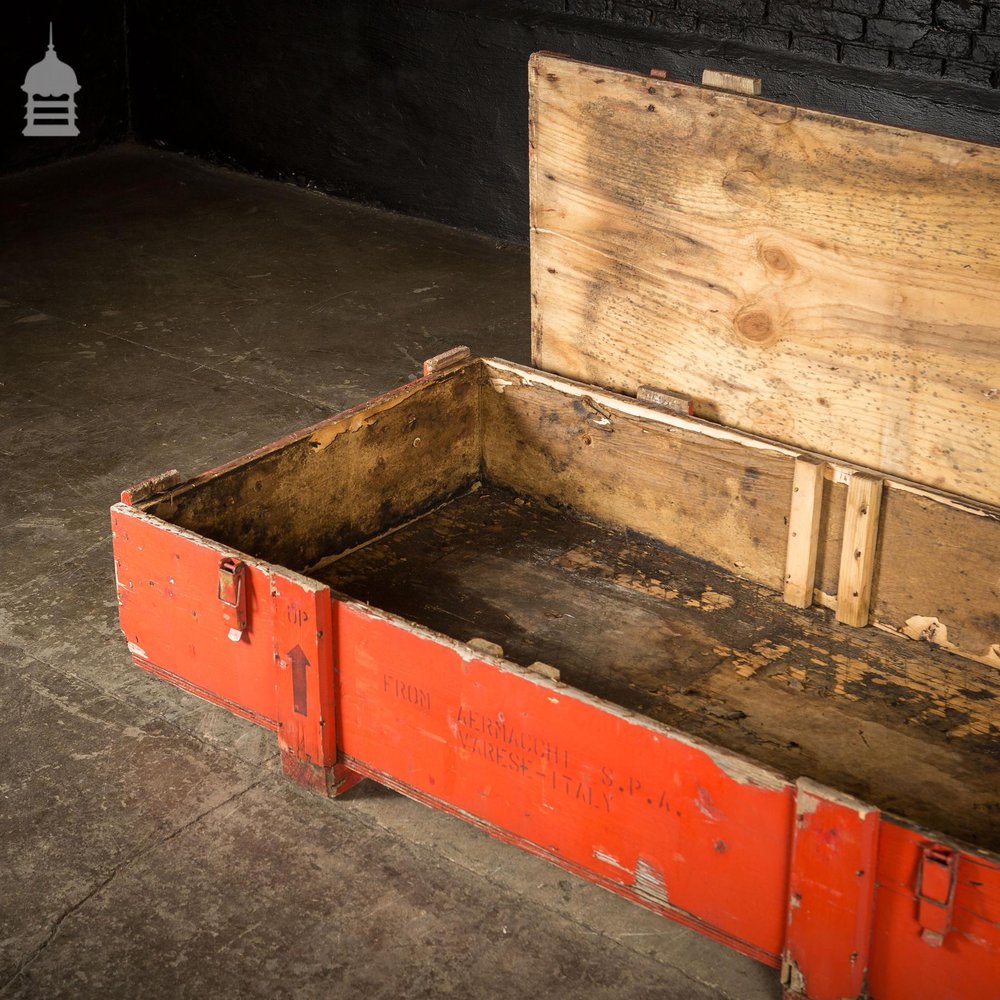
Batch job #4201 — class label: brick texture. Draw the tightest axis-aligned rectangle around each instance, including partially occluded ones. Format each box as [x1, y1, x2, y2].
[557, 0, 999, 88]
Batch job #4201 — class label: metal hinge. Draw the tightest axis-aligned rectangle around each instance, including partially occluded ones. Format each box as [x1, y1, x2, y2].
[218, 557, 248, 642]
[916, 843, 958, 946]
[701, 69, 762, 96]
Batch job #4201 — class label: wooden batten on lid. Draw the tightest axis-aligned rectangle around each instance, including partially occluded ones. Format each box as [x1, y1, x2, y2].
[528, 52, 1000, 511]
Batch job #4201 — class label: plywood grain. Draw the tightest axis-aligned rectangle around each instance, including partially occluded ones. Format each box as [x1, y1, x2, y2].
[529, 53, 1000, 507]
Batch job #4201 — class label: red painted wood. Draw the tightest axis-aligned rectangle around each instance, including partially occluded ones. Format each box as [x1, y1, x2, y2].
[272, 570, 335, 763]
[783, 780, 879, 999]
[272, 569, 361, 795]
[867, 822, 1000, 1000]
[113, 500, 1000, 997]
[875, 823, 1000, 927]
[332, 599, 795, 965]
[111, 504, 278, 728]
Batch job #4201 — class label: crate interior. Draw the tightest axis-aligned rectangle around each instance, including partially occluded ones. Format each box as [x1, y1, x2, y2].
[146, 359, 1000, 850]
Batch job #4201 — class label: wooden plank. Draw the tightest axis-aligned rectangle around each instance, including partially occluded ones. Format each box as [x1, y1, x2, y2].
[529, 53, 1000, 508]
[271, 566, 362, 795]
[836, 474, 884, 627]
[872, 489, 1000, 667]
[783, 780, 879, 1000]
[816, 476, 1000, 665]
[783, 457, 826, 609]
[120, 468, 182, 505]
[423, 344, 471, 375]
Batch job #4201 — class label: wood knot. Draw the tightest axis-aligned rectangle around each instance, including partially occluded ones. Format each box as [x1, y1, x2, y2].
[757, 241, 795, 278]
[721, 170, 771, 208]
[735, 307, 778, 345]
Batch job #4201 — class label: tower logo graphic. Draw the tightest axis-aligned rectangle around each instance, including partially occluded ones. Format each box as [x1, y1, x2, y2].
[22, 24, 80, 137]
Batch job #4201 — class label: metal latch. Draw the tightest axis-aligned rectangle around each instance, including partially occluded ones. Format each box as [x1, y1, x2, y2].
[218, 557, 248, 642]
[916, 843, 958, 946]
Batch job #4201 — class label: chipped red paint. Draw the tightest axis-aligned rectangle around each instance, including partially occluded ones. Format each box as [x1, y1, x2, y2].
[112, 504, 279, 729]
[334, 599, 793, 965]
[784, 782, 879, 999]
[112, 500, 1000, 998]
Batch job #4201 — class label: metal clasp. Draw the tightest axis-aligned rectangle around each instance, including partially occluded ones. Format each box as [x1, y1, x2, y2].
[916, 843, 958, 946]
[218, 557, 248, 642]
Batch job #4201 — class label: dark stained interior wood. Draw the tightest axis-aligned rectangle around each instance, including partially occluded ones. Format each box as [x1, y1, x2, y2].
[146, 368, 481, 570]
[873, 488, 1000, 659]
[316, 486, 1000, 851]
[151, 358, 1000, 671]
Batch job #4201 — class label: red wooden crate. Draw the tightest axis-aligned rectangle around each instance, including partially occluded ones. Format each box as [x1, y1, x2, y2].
[113, 55, 1000, 998]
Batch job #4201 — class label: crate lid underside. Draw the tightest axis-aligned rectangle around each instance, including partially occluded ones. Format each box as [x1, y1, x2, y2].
[528, 53, 1000, 508]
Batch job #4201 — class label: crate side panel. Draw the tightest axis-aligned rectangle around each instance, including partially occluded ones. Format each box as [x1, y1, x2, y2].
[146, 366, 482, 572]
[481, 365, 793, 590]
[333, 601, 795, 964]
[867, 821, 1000, 1000]
[112, 505, 278, 727]
[783, 782, 879, 1000]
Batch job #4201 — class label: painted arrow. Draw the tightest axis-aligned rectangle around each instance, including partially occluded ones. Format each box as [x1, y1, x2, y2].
[288, 643, 309, 716]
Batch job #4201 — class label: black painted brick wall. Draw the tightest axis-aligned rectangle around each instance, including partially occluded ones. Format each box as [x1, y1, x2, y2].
[127, 0, 1000, 239]
[532, 0, 999, 87]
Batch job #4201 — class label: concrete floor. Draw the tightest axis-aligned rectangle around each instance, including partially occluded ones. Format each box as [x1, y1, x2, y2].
[0, 146, 779, 1000]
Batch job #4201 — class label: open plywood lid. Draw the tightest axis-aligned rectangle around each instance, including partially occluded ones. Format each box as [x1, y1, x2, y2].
[529, 53, 1000, 508]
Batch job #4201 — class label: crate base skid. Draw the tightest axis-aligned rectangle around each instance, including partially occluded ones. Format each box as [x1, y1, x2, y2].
[280, 754, 362, 797]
